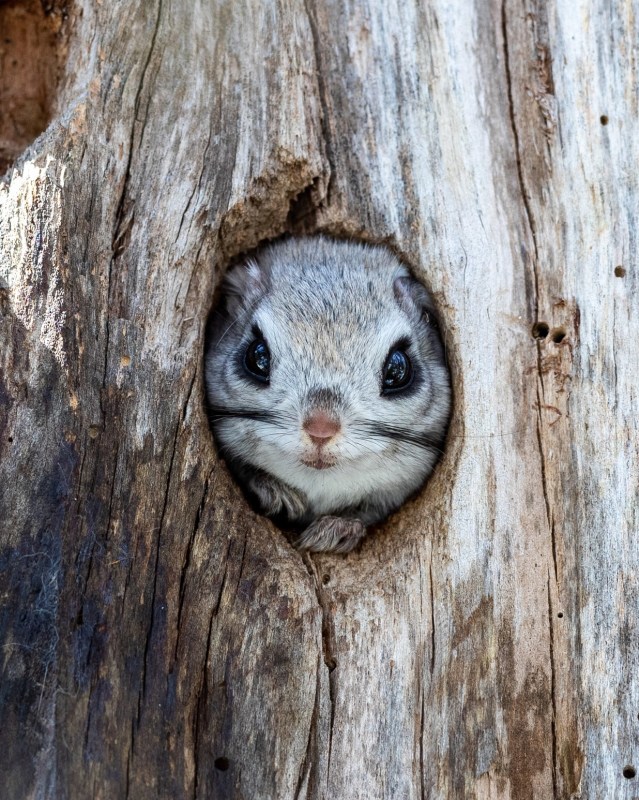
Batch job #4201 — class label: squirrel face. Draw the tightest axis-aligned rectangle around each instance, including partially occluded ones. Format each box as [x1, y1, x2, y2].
[205, 236, 451, 530]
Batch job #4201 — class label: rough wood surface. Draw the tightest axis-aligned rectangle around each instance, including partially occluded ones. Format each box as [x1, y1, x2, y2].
[1, 0, 637, 798]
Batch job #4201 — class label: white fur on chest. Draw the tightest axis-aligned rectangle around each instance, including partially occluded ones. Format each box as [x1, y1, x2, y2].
[264, 450, 419, 518]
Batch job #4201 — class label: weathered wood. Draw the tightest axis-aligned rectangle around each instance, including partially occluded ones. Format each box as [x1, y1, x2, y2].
[1, 0, 637, 798]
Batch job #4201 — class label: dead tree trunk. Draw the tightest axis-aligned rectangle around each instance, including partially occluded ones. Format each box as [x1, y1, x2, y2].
[1, 0, 637, 797]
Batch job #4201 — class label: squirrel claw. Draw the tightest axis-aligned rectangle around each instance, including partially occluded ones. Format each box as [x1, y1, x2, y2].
[249, 474, 307, 520]
[296, 516, 366, 553]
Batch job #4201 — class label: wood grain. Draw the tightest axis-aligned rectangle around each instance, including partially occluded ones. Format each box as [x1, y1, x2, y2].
[0, 0, 637, 797]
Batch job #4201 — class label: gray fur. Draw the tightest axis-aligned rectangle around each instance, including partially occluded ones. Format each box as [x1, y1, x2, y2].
[205, 236, 451, 553]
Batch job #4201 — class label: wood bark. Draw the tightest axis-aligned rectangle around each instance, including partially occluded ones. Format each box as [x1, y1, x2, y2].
[1, 0, 637, 798]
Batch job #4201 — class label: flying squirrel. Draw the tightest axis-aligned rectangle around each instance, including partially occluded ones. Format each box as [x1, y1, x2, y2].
[205, 236, 451, 553]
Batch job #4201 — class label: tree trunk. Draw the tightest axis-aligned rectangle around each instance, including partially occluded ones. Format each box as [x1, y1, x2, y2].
[1, 0, 637, 798]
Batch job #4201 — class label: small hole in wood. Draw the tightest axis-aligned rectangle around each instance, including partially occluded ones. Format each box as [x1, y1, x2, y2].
[532, 322, 549, 339]
[322, 573, 331, 585]
[615, 266, 626, 278]
[600, 114, 609, 125]
[623, 765, 636, 779]
[7, 436, 13, 443]
[551, 329, 566, 344]
[557, 612, 564, 618]
[214, 757, 230, 772]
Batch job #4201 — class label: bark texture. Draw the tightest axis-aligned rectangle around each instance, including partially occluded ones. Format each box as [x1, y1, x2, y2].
[1, 0, 637, 798]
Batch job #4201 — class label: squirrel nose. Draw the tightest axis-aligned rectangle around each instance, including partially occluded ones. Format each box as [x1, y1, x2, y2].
[303, 411, 341, 445]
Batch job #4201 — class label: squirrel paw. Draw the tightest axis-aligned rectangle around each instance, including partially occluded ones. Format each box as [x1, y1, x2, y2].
[249, 474, 307, 520]
[296, 516, 366, 553]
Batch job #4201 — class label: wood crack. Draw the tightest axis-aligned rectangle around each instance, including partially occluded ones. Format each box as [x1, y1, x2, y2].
[174, 468, 214, 648]
[535, 356, 558, 584]
[547, 574, 559, 798]
[174, 123, 213, 247]
[303, 0, 334, 204]
[501, 0, 540, 317]
[125, 727, 133, 800]
[81, 440, 120, 599]
[110, 0, 163, 265]
[429, 549, 436, 676]
[302, 553, 336, 779]
[293, 656, 321, 800]
[138, 408, 181, 721]
[173, 466, 214, 664]
[535, 398, 557, 581]
[192, 609, 216, 800]
[104, 0, 164, 429]
[231, 535, 248, 604]
[212, 549, 231, 618]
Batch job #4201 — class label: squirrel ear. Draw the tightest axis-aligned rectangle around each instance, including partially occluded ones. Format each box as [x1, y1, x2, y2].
[224, 258, 267, 315]
[393, 275, 435, 325]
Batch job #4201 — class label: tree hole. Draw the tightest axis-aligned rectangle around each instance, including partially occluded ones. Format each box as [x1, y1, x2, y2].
[205, 236, 452, 555]
[551, 329, 566, 344]
[615, 266, 626, 278]
[214, 757, 230, 771]
[600, 115, 609, 125]
[0, 0, 68, 175]
[532, 322, 549, 339]
[557, 612, 563, 618]
[623, 765, 636, 779]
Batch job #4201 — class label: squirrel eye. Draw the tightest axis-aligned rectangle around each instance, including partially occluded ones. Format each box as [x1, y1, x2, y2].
[244, 338, 270, 383]
[381, 348, 413, 395]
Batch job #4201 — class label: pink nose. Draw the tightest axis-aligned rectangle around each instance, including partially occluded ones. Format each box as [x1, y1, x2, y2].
[303, 411, 341, 445]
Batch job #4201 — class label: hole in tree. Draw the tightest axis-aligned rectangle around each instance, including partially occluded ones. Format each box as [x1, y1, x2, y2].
[551, 329, 566, 344]
[205, 235, 452, 555]
[214, 757, 230, 772]
[0, 0, 68, 175]
[623, 765, 636, 779]
[532, 322, 549, 339]
[615, 266, 626, 278]
[557, 612, 564, 618]
[322, 573, 331, 585]
[600, 114, 609, 125]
